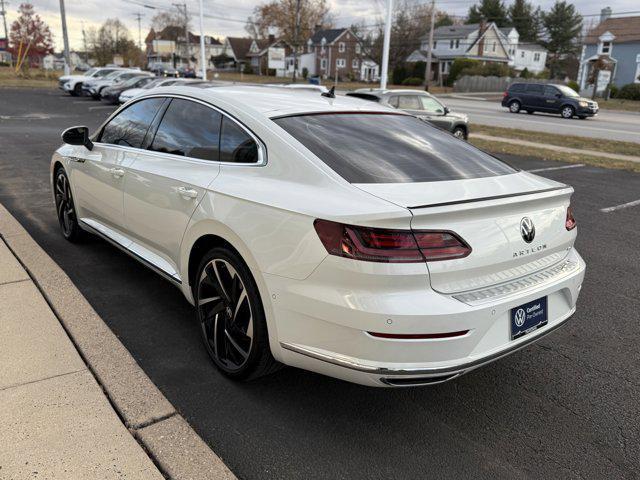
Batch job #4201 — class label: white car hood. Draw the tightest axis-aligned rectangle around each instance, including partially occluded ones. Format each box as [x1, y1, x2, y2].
[120, 88, 144, 98]
[59, 75, 89, 82]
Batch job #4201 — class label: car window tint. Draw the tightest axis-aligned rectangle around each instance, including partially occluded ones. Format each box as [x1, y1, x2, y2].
[509, 83, 525, 92]
[420, 96, 444, 114]
[387, 96, 399, 108]
[150, 98, 222, 161]
[220, 117, 259, 163]
[397, 95, 421, 110]
[100, 98, 165, 148]
[525, 84, 543, 94]
[544, 85, 559, 97]
[274, 113, 516, 183]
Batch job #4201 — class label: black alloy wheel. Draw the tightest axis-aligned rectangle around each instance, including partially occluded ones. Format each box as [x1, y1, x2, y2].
[195, 248, 279, 380]
[54, 169, 83, 242]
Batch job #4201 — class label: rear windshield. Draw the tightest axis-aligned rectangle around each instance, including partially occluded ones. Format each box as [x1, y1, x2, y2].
[273, 113, 516, 183]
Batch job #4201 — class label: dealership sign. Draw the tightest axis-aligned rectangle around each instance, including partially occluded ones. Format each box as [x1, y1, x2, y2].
[268, 47, 285, 70]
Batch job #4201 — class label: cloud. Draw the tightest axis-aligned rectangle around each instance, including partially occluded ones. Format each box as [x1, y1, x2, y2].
[4, 0, 639, 51]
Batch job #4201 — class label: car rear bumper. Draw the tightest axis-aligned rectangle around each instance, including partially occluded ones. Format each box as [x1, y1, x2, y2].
[268, 248, 585, 387]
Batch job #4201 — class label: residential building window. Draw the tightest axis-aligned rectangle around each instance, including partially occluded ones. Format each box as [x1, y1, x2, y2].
[534, 52, 541, 62]
[521, 50, 525, 58]
[492, 41, 496, 52]
[336, 58, 346, 68]
[352, 59, 359, 69]
[455, 39, 460, 48]
[338, 42, 345, 53]
[450, 40, 454, 49]
[355, 43, 361, 54]
[433, 41, 437, 49]
[601, 41, 611, 54]
[320, 58, 327, 70]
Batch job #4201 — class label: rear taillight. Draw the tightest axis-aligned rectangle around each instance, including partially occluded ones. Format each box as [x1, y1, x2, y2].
[313, 219, 471, 263]
[565, 205, 576, 231]
[503, 91, 508, 98]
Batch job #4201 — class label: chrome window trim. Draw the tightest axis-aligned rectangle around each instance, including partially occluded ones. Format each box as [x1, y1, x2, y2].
[92, 93, 268, 167]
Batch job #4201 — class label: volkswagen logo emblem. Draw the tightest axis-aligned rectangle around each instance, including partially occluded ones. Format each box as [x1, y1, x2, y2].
[514, 308, 526, 327]
[520, 217, 535, 243]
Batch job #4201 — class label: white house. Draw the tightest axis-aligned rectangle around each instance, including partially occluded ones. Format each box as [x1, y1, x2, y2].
[499, 27, 547, 73]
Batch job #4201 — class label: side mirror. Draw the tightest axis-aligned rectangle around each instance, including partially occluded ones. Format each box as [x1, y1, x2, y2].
[62, 126, 93, 151]
[443, 106, 450, 115]
[555, 93, 562, 98]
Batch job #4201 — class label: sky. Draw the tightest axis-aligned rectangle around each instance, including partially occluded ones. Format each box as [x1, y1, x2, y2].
[3, 0, 639, 51]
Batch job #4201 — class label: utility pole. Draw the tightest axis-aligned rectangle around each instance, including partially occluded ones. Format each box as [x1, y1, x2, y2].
[380, 0, 393, 89]
[198, 0, 206, 79]
[292, 0, 301, 82]
[173, 3, 188, 67]
[423, 0, 435, 91]
[58, 0, 71, 75]
[81, 22, 88, 63]
[0, 0, 8, 43]
[133, 12, 144, 50]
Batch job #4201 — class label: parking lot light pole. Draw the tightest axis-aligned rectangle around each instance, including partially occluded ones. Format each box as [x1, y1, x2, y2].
[198, 0, 206, 79]
[424, 0, 435, 91]
[58, 0, 71, 75]
[380, 0, 393, 90]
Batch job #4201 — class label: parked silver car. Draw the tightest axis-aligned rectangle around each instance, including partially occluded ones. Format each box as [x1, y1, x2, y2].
[346, 89, 470, 139]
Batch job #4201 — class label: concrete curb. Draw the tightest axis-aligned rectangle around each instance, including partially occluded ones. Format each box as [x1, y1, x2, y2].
[470, 133, 640, 164]
[0, 203, 236, 480]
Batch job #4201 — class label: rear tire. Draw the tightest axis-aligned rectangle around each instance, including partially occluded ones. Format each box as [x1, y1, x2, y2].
[452, 126, 467, 140]
[508, 100, 521, 113]
[561, 105, 575, 119]
[194, 247, 280, 381]
[54, 168, 84, 242]
[71, 83, 82, 97]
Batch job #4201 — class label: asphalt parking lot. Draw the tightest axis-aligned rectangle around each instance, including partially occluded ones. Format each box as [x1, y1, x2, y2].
[1, 88, 639, 480]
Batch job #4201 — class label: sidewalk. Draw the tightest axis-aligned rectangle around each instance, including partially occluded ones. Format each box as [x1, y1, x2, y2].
[0, 203, 237, 480]
[0, 237, 165, 479]
[470, 133, 640, 164]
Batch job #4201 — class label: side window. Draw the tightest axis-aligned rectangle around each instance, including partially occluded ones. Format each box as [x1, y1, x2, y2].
[525, 84, 543, 94]
[419, 96, 444, 114]
[509, 83, 524, 93]
[99, 97, 165, 148]
[150, 98, 222, 161]
[397, 95, 421, 110]
[387, 96, 399, 108]
[220, 117, 259, 163]
[544, 85, 559, 97]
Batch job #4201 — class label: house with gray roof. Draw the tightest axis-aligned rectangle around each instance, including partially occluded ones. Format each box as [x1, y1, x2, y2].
[577, 8, 640, 92]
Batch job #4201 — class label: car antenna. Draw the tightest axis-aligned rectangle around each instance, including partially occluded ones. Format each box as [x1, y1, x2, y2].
[321, 86, 335, 99]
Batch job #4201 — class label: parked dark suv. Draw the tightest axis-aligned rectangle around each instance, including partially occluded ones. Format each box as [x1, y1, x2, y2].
[502, 83, 599, 119]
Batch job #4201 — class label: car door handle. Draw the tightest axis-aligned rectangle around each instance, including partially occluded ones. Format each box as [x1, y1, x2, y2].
[109, 168, 125, 178]
[177, 186, 198, 199]
[68, 156, 85, 163]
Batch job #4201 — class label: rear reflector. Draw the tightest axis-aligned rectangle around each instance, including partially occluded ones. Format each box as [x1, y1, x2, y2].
[368, 330, 469, 339]
[314, 219, 471, 263]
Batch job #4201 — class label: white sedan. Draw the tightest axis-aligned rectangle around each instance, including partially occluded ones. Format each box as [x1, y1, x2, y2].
[51, 86, 585, 387]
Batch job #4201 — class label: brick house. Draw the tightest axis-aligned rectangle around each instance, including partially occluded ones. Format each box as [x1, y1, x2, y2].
[307, 28, 379, 81]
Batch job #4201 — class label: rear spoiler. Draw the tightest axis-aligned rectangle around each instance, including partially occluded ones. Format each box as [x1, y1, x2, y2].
[409, 186, 571, 209]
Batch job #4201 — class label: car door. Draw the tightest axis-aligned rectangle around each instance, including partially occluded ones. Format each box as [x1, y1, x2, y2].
[68, 97, 166, 238]
[123, 97, 223, 281]
[541, 85, 562, 112]
[523, 83, 544, 109]
[395, 94, 423, 117]
[417, 95, 452, 132]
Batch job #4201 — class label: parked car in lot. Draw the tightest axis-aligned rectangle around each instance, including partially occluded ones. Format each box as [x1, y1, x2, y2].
[118, 78, 198, 103]
[101, 75, 157, 104]
[58, 67, 125, 96]
[52, 86, 584, 387]
[502, 83, 599, 119]
[83, 70, 150, 100]
[346, 89, 470, 139]
[177, 66, 198, 78]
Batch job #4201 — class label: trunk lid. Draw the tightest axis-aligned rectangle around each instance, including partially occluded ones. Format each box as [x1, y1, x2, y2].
[356, 172, 576, 293]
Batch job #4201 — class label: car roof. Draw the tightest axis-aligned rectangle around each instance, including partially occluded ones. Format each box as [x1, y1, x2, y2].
[143, 85, 394, 117]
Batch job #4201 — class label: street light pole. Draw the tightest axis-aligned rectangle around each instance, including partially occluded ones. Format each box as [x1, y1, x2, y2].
[198, 0, 206, 79]
[58, 0, 71, 75]
[292, 0, 301, 82]
[380, 0, 393, 89]
[0, 0, 9, 43]
[424, 0, 435, 91]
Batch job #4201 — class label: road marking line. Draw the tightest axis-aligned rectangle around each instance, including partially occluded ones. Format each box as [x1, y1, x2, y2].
[528, 164, 585, 173]
[88, 106, 115, 110]
[600, 199, 640, 213]
[73, 100, 92, 104]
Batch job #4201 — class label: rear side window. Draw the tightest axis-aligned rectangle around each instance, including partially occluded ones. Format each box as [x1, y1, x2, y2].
[274, 113, 516, 183]
[509, 83, 525, 92]
[397, 95, 421, 110]
[220, 117, 259, 163]
[99, 97, 165, 148]
[525, 84, 544, 94]
[387, 96, 399, 108]
[150, 98, 222, 160]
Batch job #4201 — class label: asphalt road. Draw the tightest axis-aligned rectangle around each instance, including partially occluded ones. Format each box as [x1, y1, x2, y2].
[1, 88, 639, 480]
[441, 95, 640, 144]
